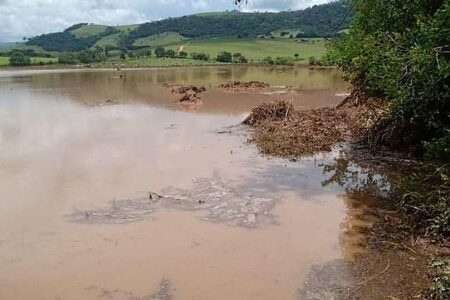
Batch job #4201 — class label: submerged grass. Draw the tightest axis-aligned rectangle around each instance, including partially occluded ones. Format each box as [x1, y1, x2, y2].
[393, 164, 450, 238]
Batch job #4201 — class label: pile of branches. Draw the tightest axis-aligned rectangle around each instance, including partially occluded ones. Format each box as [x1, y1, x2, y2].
[243, 100, 293, 126]
[243, 100, 382, 157]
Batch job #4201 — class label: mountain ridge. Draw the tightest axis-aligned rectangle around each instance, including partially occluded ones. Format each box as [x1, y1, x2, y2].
[25, 1, 352, 52]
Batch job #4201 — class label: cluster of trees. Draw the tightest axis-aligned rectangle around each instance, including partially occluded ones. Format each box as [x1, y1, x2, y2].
[216, 52, 248, 63]
[55, 45, 250, 65]
[27, 26, 118, 52]
[154, 46, 177, 58]
[262, 56, 295, 66]
[59, 46, 107, 64]
[9, 51, 31, 66]
[329, 0, 450, 160]
[126, 1, 350, 47]
[123, 49, 153, 60]
[191, 52, 210, 61]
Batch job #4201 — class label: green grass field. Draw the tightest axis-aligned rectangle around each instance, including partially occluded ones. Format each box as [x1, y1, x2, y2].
[167, 37, 326, 63]
[95, 33, 123, 48]
[0, 56, 58, 66]
[0, 57, 9, 66]
[133, 32, 187, 48]
[94, 25, 140, 48]
[71, 24, 108, 38]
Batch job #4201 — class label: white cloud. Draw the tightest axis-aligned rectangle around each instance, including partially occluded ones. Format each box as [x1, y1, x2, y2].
[0, 0, 333, 42]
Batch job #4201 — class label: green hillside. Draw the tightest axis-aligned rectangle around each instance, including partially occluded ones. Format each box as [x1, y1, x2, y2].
[71, 24, 109, 38]
[133, 32, 187, 48]
[25, 1, 352, 52]
[167, 38, 325, 62]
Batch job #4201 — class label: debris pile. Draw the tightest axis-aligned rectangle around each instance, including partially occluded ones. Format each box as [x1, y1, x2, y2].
[243, 100, 383, 157]
[243, 100, 294, 126]
[217, 81, 270, 92]
[166, 84, 207, 104]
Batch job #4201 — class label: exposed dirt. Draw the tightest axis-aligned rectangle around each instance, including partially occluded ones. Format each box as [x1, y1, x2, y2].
[243, 99, 385, 157]
[217, 80, 270, 93]
[164, 84, 207, 104]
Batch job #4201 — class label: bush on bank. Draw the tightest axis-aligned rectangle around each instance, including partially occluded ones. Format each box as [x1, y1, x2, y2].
[328, 0, 450, 160]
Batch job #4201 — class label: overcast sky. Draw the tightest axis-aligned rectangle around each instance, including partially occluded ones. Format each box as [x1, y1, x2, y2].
[0, 0, 333, 42]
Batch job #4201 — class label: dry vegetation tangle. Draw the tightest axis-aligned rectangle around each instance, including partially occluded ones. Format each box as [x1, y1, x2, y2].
[243, 98, 386, 157]
[217, 81, 270, 92]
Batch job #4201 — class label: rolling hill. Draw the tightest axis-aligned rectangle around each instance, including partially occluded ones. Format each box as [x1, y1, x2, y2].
[24, 1, 352, 53]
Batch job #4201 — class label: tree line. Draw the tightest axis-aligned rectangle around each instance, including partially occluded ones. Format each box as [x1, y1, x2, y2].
[125, 2, 350, 47]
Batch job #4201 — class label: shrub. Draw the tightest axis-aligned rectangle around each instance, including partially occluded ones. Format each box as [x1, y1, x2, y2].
[425, 129, 450, 162]
[328, 0, 450, 156]
[262, 56, 274, 65]
[178, 51, 188, 58]
[232, 52, 248, 63]
[216, 51, 232, 63]
[165, 49, 176, 58]
[9, 51, 31, 66]
[154, 46, 165, 58]
[58, 53, 79, 64]
[274, 57, 294, 66]
[191, 52, 209, 61]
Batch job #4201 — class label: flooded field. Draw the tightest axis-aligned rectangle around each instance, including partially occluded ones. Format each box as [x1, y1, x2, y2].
[0, 66, 380, 299]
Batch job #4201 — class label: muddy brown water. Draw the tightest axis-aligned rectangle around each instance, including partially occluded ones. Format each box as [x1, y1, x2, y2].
[0, 66, 380, 299]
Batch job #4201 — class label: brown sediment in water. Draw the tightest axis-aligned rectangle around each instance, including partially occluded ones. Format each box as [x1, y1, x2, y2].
[4, 67, 437, 300]
[243, 99, 385, 157]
